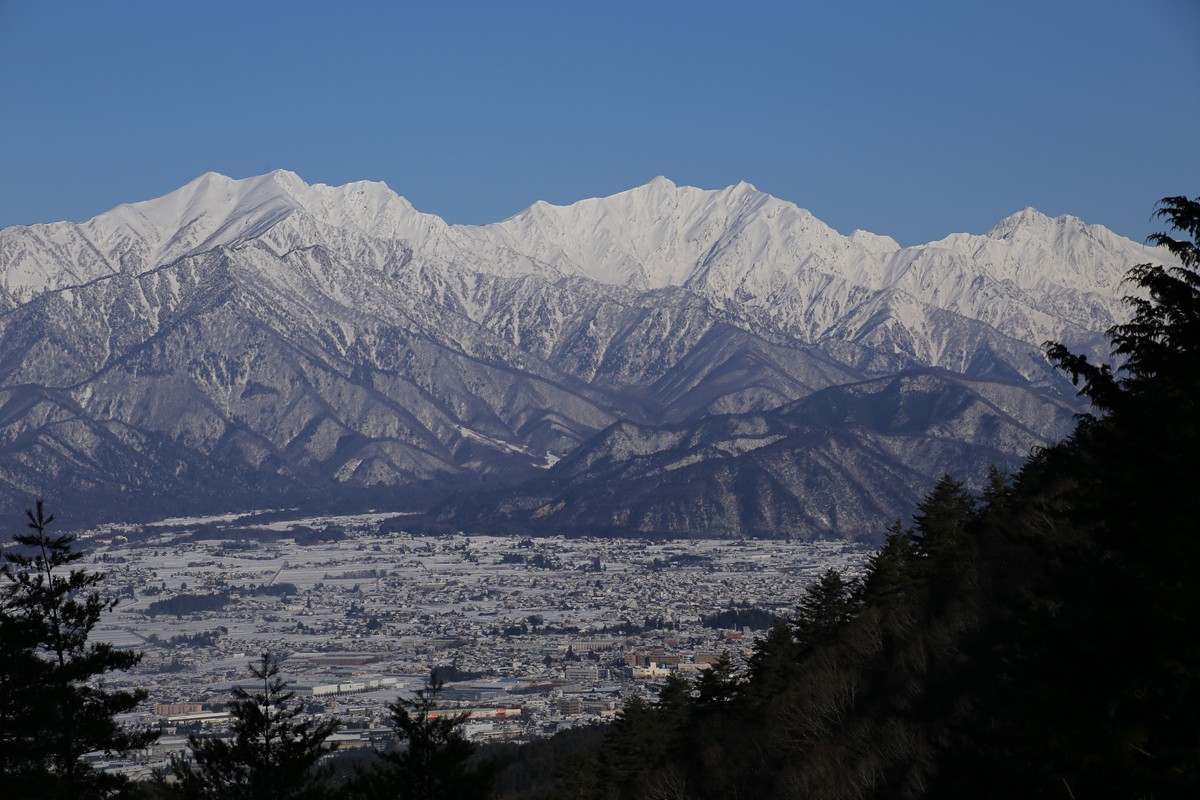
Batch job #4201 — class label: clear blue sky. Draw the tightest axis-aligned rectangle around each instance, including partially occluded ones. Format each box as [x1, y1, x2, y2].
[1, 0, 1197, 245]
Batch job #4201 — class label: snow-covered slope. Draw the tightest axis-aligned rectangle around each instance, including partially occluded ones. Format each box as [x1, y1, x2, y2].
[0, 172, 1170, 533]
[428, 369, 1079, 539]
[474, 178, 1162, 376]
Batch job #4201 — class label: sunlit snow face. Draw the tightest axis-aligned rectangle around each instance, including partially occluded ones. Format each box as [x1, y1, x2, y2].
[0, 169, 1156, 535]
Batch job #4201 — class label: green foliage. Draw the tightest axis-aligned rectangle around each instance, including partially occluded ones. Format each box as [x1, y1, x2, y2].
[0, 501, 157, 798]
[1113, 196, 1200, 388]
[168, 654, 339, 800]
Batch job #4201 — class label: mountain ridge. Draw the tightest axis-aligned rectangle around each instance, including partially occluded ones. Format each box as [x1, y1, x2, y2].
[418, 367, 1078, 540]
[0, 172, 1173, 536]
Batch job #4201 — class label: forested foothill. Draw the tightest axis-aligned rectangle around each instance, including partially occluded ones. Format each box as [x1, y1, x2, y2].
[1, 196, 1197, 798]
[487, 195, 1200, 798]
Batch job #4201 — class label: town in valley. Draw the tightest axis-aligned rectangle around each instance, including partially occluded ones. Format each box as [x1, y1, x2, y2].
[77, 512, 869, 778]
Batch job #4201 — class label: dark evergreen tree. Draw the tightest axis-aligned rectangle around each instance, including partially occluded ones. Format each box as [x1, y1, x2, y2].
[0, 501, 157, 798]
[596, 695, 657, 798]
[484, 724, 605, 800]
[792, 568, 861, 653]
[355, 672, 499, 800]
[168, 653, 339, 800]
[908, 475, 975, 584]
[739, 619, 801, 712]
[693, 651, 738, 709]
[1009, 194, 1200, 798]
[928, 195, 1200, 799]
[651, 673, 693, 752]
[857, 520, 916, 604]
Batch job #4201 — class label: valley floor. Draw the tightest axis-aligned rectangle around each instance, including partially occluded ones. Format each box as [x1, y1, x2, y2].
[78, 513, 869, 779]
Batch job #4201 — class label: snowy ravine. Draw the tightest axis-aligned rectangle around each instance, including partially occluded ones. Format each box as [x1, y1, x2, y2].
[0, 172, 1172, 536]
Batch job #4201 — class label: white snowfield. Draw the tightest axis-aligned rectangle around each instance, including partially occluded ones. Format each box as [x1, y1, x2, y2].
[0, 171, 1176, 534]
[0, 170, 1168, 358]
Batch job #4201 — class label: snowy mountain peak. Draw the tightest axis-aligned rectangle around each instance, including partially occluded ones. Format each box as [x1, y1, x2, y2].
[108, 170, 304, 240]
[283, 175, 448, 243]
[985, 206, 1091, 241]
[138, 170, 449, 244]
[0, 172, 1172, 331]
[477, 177, 824, 289]
[0, 170, 1181, 536]
[0, 171, 461, 299]
[848, 228, 902, 254]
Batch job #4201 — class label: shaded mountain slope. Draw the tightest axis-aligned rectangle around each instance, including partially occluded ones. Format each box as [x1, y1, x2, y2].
[422, 369, 1077, 539]
[0, 171, 1164, 529]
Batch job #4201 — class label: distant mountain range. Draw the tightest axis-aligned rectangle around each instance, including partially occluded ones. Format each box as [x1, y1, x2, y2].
[0, 171, 1169, 536]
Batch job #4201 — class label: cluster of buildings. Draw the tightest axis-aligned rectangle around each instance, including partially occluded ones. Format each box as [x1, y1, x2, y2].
[80, 511, 868, 778]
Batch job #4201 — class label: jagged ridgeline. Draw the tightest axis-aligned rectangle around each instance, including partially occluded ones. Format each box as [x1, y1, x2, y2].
[485, 195, 1200, 799]
[0, 172, 1174, 535]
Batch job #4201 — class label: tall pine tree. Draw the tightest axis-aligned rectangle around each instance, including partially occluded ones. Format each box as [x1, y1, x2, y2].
[354, 672, 499, 800]
[0, 501, 157, 798]
[168, 653, 339, 800]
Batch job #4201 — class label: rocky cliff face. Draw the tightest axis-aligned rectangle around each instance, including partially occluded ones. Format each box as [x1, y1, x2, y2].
[0, 171, 1167, 534]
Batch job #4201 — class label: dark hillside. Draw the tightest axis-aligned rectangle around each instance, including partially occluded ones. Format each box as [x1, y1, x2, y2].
[490, 194, 1200, 798]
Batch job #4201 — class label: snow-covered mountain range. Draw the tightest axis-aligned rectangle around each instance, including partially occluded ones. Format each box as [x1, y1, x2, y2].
[0, 171, 1169, 535]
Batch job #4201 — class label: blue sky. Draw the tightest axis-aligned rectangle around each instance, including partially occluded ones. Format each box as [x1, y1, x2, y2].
[1, 0, 1197, 245]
